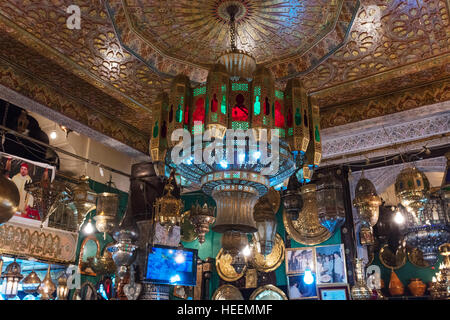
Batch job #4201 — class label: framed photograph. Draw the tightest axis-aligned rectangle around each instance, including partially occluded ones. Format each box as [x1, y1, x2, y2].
[287, 274, 318, 300]
[315, 244, 347, 284]
[318, 285, 350, 300]
[285, 247, 315, 275]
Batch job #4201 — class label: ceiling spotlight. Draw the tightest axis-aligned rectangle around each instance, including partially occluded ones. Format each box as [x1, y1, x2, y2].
[49, 131, 57, 140]
[242, 245, 251, 257]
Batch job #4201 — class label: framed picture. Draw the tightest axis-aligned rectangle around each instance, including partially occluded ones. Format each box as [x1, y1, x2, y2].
[78, 236, 100, 276]
[318, 285, 350, 300]
[287, 273, 318, 300]
[315, 244, 347, 284]
[285, 247, 315, 275]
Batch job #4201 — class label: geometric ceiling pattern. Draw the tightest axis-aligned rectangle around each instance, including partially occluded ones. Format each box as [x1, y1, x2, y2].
[0, 0, 448, 154]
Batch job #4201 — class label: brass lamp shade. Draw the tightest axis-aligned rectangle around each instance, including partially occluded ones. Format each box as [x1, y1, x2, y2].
[38, 265, 56, 300]
[94, 192, 119, 235]
[57, 273, 69, 300]
[72, 175, 97, 229]
[394, 167, 430, 216]
[154, 172, 184, 228]
[189, 203, 215, 244]
[0, 173, 20, 225]
[0, 260, 23, 298]
[22, 270, 41, 294]
[253, 188, 279, 256]
[353, 177, 381, 245]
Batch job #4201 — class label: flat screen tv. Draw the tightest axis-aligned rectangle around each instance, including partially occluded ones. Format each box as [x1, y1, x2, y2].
[145, 245, 198, 286]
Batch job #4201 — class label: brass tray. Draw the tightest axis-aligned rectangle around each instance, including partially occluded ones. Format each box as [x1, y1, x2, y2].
[216, 248, 247, 282]
[407, 246, 431, 268]
[379, 244, 407, 270]
[251, 233, 285, 273]
[282, 209, 331, 245]
[212, 284, 244, 300]
[249, 284, 288, 300]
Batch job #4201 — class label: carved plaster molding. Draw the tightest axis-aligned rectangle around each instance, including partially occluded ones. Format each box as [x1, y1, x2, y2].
[321, 101, 450, 165]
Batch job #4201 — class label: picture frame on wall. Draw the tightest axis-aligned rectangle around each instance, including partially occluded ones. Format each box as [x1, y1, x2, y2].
[318, 284, 351, 300]
[287, 274, 318, 300]
[315, 244, 347, 285]
[285, 247, 315, 275]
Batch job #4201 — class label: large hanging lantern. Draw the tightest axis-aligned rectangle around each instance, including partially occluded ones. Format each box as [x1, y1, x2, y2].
[22, 270, 41, 294]
[353, 175, 381, 245]
[0, 259, 23, 299]
[0, 167, 20, 225]
[253, 188, 279, 256]
[395, 167, 430, 217]
[316, 170, 345, 234]
[71, 175, 97, 230]
[153, 171, 184, 229]
[38, 265, 56, 300]
[221, 230, 249, 274]
[189, 202, 215, 244]
[56, 273, 69, 300]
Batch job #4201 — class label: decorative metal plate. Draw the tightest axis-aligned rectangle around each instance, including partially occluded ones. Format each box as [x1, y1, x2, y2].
[249, 284, 288, 300]
[251, 233, 285, 273]
[216, 248, 247, 282]
[407, 246, 431, 268]
[180, 212, 198, 243]
[282, 210, 332, 246]
[212, 284, 244, 300]
[266, 188, 281, 213]
[379, 244, 407, 270]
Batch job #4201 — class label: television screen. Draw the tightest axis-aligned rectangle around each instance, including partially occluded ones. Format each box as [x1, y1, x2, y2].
[145, 245, 198, 286]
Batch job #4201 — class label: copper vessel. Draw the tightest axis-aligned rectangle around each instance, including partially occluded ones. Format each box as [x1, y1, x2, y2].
[388, 270, 404, 296]
[408, 278, 426, 296]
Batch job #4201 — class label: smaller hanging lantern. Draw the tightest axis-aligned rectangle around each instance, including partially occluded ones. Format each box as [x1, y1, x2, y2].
[56, 272, 69, 300]
[253, 188, 279, 256]
[71, 175, 97, 230]
[38, 265, 56, 300]
[94, 177, 119, 239]
[154, 171, 184, 229]
[395, 167, 430, 217]
[281, 174, 303, 221]
[221, 230, 248, 274]
[316, 170, 346, 234]
[350, 258, 371, 300]
[353, 175, 382, 246]
[189, 202, 215, 244]
[22, 270, 41, 294]
[0, 259, 23, 299]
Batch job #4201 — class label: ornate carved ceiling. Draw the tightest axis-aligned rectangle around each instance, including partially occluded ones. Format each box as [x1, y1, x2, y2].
[0, 0, 448, 154]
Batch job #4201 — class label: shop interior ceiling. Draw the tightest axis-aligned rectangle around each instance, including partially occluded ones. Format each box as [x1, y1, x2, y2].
[0, 0, 448, 159]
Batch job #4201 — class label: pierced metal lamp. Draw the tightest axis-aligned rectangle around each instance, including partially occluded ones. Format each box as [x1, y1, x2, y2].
[0, 259, 23, 299]
[38, 265, 56, 300]
[22, 270, 41, 294]
[71, 175, 97, 230]
[56, 272, 69, 300]
[189, 202, 215, 244]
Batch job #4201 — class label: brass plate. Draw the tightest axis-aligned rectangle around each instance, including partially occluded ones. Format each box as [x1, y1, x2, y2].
[282, 209, 332, 246]
[407, 246, 431, 268]
[379, 244, 407, 270]
[249, 284, 288, 300]
[216, 248, 247, 282]
[251, 233, 285, 273]
[267, 188, 281, 213]
[212, 284, 244, 300]
[180, 212, 198, 243]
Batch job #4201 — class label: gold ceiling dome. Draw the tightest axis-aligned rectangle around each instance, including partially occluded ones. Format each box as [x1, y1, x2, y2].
[0, 173, 20, 225]
[394, 167, 430, 215]
[22, 270, 41, 294]
[353, 175, 382, 245]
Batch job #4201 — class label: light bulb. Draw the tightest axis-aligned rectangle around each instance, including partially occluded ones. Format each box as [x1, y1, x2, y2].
[238, 153, 245, 163]
[220, 160, 228, 169]
[394, 211, 405, 224]
[253, 151, 261, 160]
[50, 131, 57, 140]
[83, 219, 95, 235]
[304, 269, 314, 285]
[242, 245, 251, 257]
